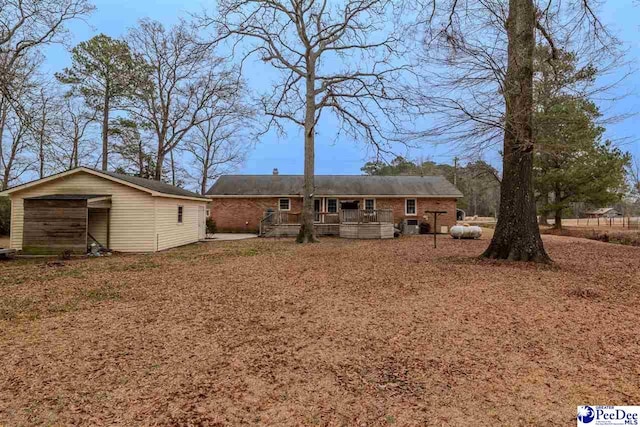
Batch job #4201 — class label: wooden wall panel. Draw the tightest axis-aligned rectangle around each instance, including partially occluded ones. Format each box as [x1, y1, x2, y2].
[23, 199, 87, 254]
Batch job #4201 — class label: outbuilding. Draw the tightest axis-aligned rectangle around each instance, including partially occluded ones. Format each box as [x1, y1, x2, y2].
[0, 167, 209, 254]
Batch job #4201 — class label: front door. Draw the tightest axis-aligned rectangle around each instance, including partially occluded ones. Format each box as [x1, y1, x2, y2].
[314, 199, 322, 222]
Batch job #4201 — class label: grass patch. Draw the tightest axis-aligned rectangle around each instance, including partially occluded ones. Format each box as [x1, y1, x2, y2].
[82, 285, 121, 302]
[0, 297, 38, 321]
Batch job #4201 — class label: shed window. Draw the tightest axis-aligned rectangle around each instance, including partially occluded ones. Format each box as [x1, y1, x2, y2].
[279, 198, 290, 211]
[405, 199, 417, 216]
[178, 206, 184, 223]
[327, 198, 338, 213]
[364, 198, 375, 210]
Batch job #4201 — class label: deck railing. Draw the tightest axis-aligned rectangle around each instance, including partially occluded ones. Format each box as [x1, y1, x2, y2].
[261, 209, 393, 235]
[340, 209, 393, 224]
[314, 212, 340, 224]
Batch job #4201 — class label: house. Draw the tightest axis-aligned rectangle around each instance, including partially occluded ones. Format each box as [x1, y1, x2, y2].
[0, 167, 210, 254]
[206, 174, 463, 237]
[585, 208, 621, 218]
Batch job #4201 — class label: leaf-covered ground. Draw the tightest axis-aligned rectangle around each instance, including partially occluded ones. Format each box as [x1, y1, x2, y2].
[1, 234, 639, 426]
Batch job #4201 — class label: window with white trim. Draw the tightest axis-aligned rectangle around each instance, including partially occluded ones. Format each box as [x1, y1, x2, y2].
[405, 199, 417, 216]
[178, 206, 184, 223]
[364, 198, 375, 210]
[279, 198, 290, 211]
[327, 198, 338, 213]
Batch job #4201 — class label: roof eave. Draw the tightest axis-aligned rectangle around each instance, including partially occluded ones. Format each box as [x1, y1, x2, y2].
[206, 194, 463, 198]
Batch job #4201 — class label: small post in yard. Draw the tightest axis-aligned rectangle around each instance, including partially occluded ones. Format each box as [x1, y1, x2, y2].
[425, 210, 447, 248]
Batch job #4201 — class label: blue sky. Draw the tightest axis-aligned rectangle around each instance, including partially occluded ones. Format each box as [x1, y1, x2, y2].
[43, 0, 640, 175]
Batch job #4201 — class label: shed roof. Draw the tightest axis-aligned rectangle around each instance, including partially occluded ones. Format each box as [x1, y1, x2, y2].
[0, 167, 208, 201]
[206, 175, 463, 198]
[586, 207, 618, 215]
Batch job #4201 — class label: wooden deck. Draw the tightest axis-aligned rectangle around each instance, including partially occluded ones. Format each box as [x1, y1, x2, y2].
[260, 209, 394, 239]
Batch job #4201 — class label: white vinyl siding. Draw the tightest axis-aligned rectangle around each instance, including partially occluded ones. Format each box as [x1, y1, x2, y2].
[8, 170, 209, 253]
[9, 172, 156, 252]
[88, 209, 109, 247]
[155, 197, 204, 251]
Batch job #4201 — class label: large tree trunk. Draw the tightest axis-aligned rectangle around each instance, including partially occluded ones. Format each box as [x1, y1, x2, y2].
[101, 93, 110, 171]
[297, 61, 319, 244]
[482, 0, 550, 262]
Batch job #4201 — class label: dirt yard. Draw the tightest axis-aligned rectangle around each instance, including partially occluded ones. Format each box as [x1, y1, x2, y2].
[0, 235, 9, 248]
[1, 235, 639, 425]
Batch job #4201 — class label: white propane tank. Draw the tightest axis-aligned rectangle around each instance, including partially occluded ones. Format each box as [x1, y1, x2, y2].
[450, 225, 482, 239]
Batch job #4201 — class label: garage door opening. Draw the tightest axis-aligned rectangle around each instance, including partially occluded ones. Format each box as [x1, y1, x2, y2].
[22, 194, 111, 255]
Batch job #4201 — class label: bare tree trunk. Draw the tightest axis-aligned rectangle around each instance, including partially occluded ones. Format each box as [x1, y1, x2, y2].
[39, 118, 46, 179]
[72, 134, 79, 169]
[297, 62, 319, 243]
[154, 151, 164, 181]
[201, 152, 209, 196]
[482, 0, 550, 262]
[101, 93, 109, 171]
[170, 149, 176, 186]
[138, 140, 144, 177]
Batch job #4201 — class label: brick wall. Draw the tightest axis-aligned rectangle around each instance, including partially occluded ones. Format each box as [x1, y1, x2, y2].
[209, 196, 457, 233]
[209, 197, 303, 233]
[373, 198, 457, 231]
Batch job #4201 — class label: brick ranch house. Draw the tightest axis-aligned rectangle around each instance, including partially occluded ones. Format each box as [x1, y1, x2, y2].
[206, 174, 463, 236]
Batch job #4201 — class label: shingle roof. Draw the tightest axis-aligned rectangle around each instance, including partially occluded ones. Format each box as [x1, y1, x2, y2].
[206, 175, 463, 197]
[94, 169, 207, 199]
[586, 207, 618, 215]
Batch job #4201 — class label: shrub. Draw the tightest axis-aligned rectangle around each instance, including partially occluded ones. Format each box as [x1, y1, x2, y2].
[206, 218, 217, 235]
[0, 197, 10, 236]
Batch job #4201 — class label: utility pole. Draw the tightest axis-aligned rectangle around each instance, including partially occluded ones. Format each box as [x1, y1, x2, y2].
[453, 157, 459, 186]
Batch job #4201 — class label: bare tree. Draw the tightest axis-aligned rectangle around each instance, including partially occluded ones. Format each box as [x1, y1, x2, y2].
[416, 0, 620, 261]
[127, 19, 239, 183]
[26, 86, 61, 178]
[0, 0, 94, 107]
[53, 95, 97, 170]
[0, 100, 31, 190]
[0, 57, 40, 189]
[184, 97, 253, 194]
[203, 0, 418, 243]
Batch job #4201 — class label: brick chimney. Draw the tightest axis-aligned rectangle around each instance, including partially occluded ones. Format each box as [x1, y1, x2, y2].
[273, 168, 279, 175]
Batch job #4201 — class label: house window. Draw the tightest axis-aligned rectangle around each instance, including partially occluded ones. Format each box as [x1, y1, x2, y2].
[405, 199, 417, 216]
[327, 198, 338, 213]
[279, 198, 290, 211]
[364, 198, 375, 210]
[178, 206, 184, 223]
